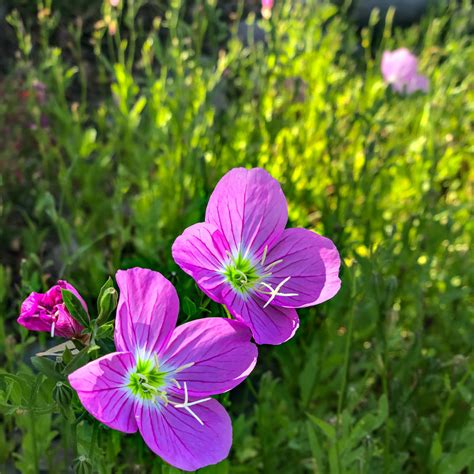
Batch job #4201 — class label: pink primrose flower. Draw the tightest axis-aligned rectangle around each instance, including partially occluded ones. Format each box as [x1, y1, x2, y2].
[68, 268, 257, 472]
[381, 48, 429, 94]
[172, 168, 341, 345]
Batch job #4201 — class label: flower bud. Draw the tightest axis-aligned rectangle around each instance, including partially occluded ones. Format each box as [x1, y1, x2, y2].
[17, 281, 88, 339]
[53, 381, 73, 409]
[73, 455, 93, 474]
[97, 287, 118, 325]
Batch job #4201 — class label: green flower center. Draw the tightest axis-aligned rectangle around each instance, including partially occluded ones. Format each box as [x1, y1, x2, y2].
[223, 252, 260, 294]
[128, 358, 167, 400]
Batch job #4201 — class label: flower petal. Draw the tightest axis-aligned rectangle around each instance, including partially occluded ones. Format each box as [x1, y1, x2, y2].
[136, 398, 232, 472]
[161, 318, 257, 396]
[55, 304, 84, 338]
[406, 73, 429, 94]
[68, 352, 137, 433]
[115, 268, 178, 355]
[258, 228, 341, 308]
[17, 293, 52, 332]
[205, 168, 288, 257]
[225, 293, 299, 345]
[172, 222, 231, 302]
[381, 48, 418, 85]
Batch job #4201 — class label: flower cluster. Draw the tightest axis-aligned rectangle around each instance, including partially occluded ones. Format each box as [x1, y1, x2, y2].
[19, 167, 341, 471]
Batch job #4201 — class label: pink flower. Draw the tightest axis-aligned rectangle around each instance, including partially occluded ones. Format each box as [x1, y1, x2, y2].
[18, 281, 87, 339]
[381, 48, 429, 94]
[109, 0, 120, 6]
[69, 268, 257, 472]
[172, 168, 341, 345]
[261, 0, 274, 19]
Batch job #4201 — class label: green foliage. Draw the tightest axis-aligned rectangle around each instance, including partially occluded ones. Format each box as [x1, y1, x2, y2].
[0, 0, 473, 473]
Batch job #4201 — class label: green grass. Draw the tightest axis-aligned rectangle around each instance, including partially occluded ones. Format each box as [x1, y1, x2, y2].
[0, 0, 473, 473]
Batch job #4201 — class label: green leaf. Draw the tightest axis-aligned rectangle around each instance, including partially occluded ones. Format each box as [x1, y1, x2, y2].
[306, 421, 325, 474]
[307, 413, 336, 440]
[62, 289, 90, 328]
[182, 296, 197, 318]
[31, 357, 63, 382]
[62, 348, 90, 376]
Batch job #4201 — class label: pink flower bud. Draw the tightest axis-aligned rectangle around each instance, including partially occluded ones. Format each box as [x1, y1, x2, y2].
[261, 0, 274, 19]
[18, 281, 88, 339]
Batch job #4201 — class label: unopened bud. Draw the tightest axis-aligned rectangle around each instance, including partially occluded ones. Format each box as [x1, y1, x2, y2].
[73, 455, 93, 474]
[53, 381, 73, 409]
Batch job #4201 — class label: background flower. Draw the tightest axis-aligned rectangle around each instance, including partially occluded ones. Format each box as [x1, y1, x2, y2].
[381, 48, 429, 94]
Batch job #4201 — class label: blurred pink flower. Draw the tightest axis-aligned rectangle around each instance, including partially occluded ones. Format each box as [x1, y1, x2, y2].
[110, 0, 120, 6]
[381, 48, 429, 94]
[18, 281, 87, 338]
[261, 0, 274, 19]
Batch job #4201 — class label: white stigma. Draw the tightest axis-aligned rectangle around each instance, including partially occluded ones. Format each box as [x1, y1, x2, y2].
[173, 382, 211, 426]
[259, 276, 299, 308]
[50, 310, 60, 338]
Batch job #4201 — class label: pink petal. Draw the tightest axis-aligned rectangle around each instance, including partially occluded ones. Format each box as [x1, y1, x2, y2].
[258, 228, 341, 308]
[381, 48, 418, 86]
[68, 352, 138, 433]
[55, 304, 84, 338]
[225, 292, 299, 345]
[115, 268, 178, 355]
[161, 318, 257, 396]
[17, 292, 52, 332]
[406, 73, 429, 94]
[136, 398, 232, 471]
[171, 222, 231, 302]
[205, 168, 288, 257]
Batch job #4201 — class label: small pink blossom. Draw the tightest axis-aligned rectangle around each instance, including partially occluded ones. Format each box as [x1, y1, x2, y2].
[261, 0, 274, 19]
[381, 48, 429, 94]
[109, 0, 120, 6]
[18, 281, 87, 338]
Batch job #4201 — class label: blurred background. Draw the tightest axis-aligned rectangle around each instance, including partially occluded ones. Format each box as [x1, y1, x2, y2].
[0, 0, 472, 473]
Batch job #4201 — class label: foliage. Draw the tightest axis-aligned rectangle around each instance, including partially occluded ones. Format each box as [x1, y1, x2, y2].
[0, 0, 473, 472]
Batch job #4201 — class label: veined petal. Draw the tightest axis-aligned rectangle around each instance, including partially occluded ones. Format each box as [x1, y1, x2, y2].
[135, 398, 232, 472]
[258, 228, 341, 308]
[115, 268, 178, 355]
[161, 318, 257, 396]
[205, 168, 288, 257]
[68, 352, 137, 433]
[225, 292, 299, 345]
[171, 222, 230, 302]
